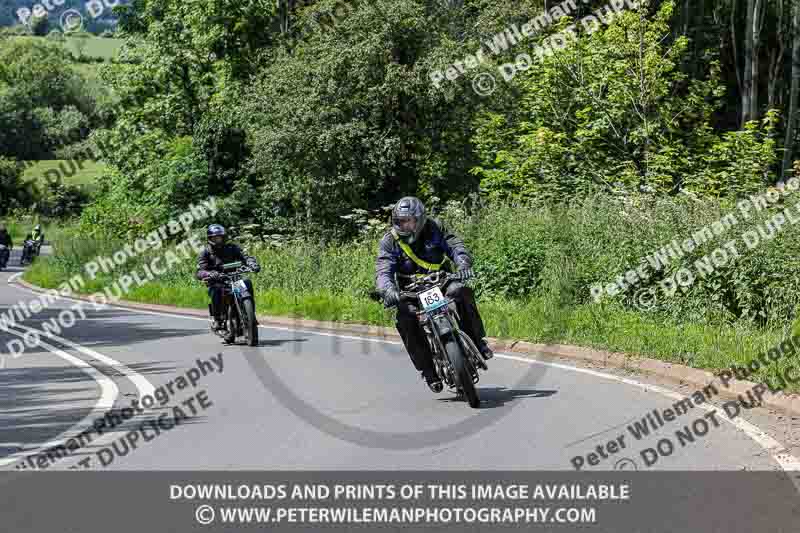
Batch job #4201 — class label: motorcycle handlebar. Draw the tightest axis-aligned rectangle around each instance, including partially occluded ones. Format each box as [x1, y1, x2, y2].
[206, 266, 255, 282]
[371, 272, 467, 309]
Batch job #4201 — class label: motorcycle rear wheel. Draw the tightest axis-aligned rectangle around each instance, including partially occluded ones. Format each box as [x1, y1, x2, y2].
[444, 337, 480, 408]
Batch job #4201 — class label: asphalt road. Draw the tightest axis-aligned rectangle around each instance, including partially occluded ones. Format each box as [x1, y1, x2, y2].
[0, 246, 798, 473]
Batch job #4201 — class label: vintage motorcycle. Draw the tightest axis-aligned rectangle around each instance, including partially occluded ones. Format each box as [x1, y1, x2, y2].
[20, 239, 38, 266]
[209, 261, 259, 346]
[371, 271, 487, 408]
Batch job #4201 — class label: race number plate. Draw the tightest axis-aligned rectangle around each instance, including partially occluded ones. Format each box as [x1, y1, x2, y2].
[419, 287, 446, 311]
[233, 279, 248, 295]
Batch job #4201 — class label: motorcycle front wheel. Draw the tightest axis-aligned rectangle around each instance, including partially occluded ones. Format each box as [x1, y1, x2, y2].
[224, 303, 238, 344]
[444, 337, 480, 408]
[242, 297, 258, 347]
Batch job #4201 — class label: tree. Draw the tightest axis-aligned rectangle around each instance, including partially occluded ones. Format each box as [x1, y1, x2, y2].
[782, 0, 800, 183]
[742, 0, 767, 126]
[0, 38, 96, 161]
[471, 1, 777, 200]
[0, 157, 26, 214]
[243, 0, 483, 236]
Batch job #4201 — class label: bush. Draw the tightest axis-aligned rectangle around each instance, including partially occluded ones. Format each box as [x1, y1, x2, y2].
[38, 181, 90, 218]
[0, 157, 29, 214]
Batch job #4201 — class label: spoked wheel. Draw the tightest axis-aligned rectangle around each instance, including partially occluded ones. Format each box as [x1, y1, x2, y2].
[242, 298, 258, 347]
[444, 338, 480, 408]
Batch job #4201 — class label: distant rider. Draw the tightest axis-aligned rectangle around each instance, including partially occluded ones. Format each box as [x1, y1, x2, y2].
[375, 196, 493, 393]
[196, 224, 261, 331]
[0, 225, 12, 266]
[31, 225, 44, 252]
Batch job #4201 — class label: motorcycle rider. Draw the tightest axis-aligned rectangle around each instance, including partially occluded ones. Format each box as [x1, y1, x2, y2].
[196, 224, 261, 332]
[22, 232, 34, 263]
[0, 224, 12, 267]
[31, 224, 44, 253]
[375, 196, 493, 393]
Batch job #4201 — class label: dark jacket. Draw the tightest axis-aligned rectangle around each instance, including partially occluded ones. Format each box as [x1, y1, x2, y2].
[375, 218, 472, 292]
[0, 230, 12, 248]
[196, 243, 260, 283]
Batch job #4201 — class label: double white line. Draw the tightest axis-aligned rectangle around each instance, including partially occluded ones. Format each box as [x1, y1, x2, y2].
[0, 317, 153, 468]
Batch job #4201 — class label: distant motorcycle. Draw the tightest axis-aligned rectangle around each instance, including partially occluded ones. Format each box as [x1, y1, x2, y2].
[0, 245, 9, 270]
[209, 261, 259, 346]
[20, 239, 38, 266]
[371, 271, 487, 408]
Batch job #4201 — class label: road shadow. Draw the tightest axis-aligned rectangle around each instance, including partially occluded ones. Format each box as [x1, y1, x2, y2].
[437, 387, 558, 409]
[223, 338, 310, 348]
[0, 308, 206, 352]
[0, 360, 184, 459]
[0, 248, 26, 273]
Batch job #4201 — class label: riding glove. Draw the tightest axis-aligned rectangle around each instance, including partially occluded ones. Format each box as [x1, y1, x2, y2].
[383, 287, 400, 307]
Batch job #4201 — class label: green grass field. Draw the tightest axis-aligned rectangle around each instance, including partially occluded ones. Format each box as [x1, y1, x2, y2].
[63, 35, 123, 59]
[22, 160, 106, 193]
[10, 35, 123, 60]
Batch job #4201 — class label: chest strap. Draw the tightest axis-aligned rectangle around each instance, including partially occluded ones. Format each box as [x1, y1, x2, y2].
[391, 228, 445, 273]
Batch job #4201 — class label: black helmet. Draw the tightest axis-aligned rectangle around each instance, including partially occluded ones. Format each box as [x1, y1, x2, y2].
[207, 224, 226, 248]
[392, 196, 426, 244]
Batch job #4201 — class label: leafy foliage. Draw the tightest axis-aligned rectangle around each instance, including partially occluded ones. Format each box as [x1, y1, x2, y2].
[472, 2, 778, 201]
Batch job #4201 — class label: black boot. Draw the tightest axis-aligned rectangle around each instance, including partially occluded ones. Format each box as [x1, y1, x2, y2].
[422, 369, 443, 393]
[478, 339, 494, 360]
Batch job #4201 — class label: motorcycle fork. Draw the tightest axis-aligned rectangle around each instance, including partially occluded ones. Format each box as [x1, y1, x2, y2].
[229, 285, 247, 335]
[422, 309, 461, 388]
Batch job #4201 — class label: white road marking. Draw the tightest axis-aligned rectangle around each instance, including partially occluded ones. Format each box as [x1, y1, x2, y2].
[1, 281, 155, 469]
[10, 322, 154, 398]
[497, 353, 800, 472]
[0, 325, 118, 467]
[7, 279, 800, 472]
